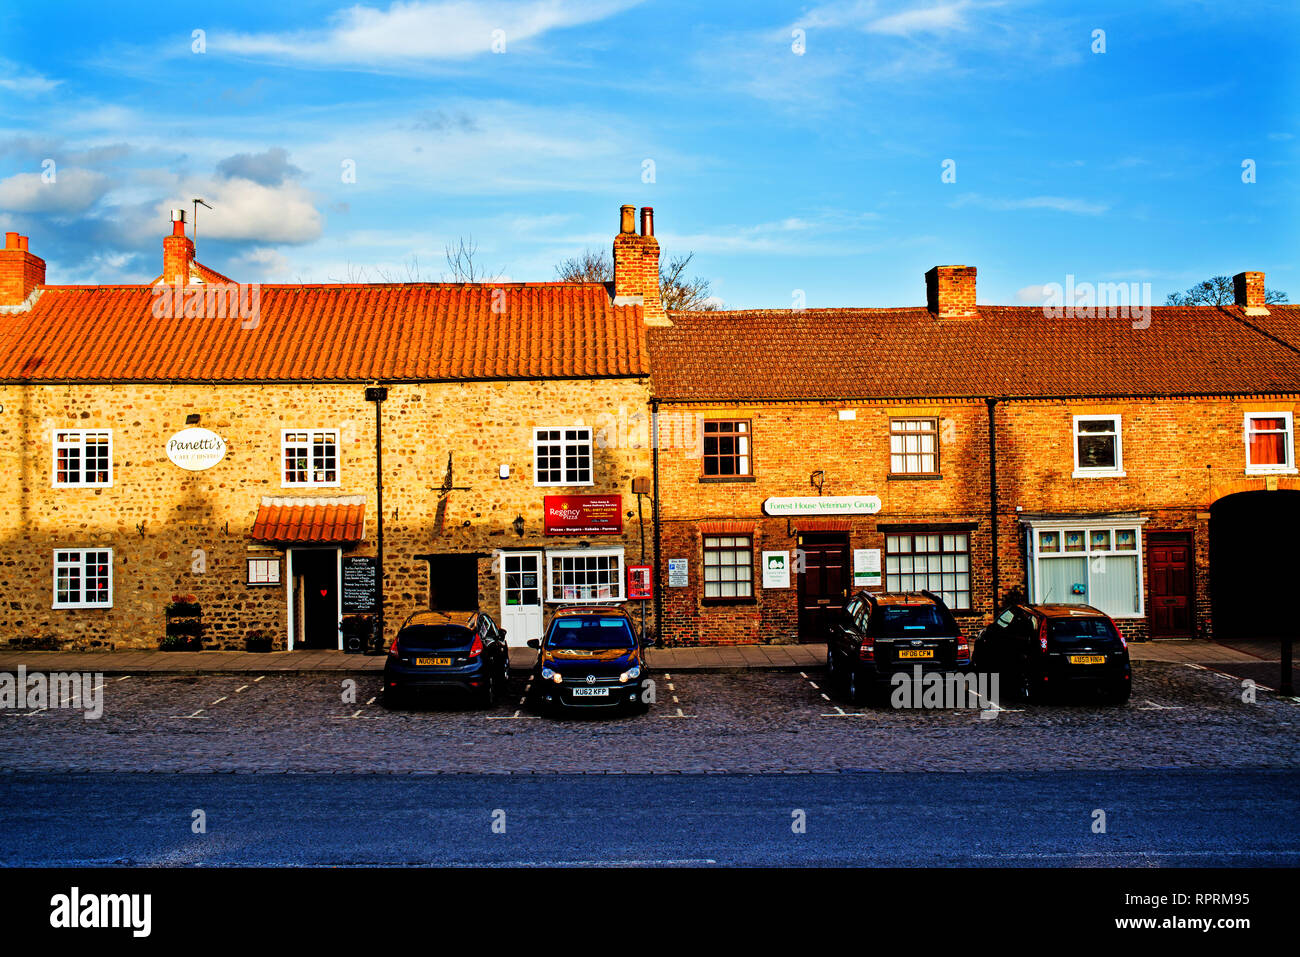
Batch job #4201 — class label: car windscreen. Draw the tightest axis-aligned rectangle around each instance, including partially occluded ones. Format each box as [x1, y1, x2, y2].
[1047, 617, 1121, 644]
[871, 604, 956, 638]
[397, 624, 474, 650]
[547, 617, 636, 650]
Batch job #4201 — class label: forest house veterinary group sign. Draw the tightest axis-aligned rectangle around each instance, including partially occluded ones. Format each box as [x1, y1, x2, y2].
[762, 495, 882, 516]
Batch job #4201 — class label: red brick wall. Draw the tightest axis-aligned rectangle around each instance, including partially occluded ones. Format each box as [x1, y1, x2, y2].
[655, 395, 1300, 645]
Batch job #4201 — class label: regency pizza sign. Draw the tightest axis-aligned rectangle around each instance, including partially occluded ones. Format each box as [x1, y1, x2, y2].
[543, 495, 623, 535]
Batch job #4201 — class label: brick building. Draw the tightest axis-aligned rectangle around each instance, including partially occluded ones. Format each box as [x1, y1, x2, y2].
[0, 208, 664, 651]
[647, 266, 1300, 644]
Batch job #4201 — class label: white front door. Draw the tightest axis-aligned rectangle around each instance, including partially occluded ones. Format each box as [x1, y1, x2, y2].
[500, 550, 545, 647]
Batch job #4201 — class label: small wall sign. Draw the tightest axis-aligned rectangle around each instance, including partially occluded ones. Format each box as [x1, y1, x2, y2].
[853, 548, 882, 588]
[668, 558, 689, 587]
[166, 427, 227, 471]
[627, 565, 653, 600]
[762, 551, 791, 589]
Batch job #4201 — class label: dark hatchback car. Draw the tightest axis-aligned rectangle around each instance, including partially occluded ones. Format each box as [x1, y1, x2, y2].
[382, 610, 511, 707]
[528, 606, 651, 715]
[825, 590, 971, 704]
[975, 603, 1131, 703]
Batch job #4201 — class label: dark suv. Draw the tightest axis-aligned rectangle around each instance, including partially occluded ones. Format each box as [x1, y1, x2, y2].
[382, 609, 510, 707]
[528, 606, 651, 715]
[975, 603, 1131, 703]
[825, 590, 971, 704]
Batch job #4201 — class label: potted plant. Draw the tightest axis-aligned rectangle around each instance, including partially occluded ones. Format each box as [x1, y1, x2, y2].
[245, 629, 273, 653]
[162, 593, 203, 651]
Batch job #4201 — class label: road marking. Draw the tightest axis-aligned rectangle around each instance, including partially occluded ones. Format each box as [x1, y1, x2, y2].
[667, 683, 676, 692]
[366, 696, 376, 705]
[114, 676, 131, 682]
[253, 676, 265, 682]
[210, 697, 227, 705]
[234, 685, 249, 693]
[819, 693, 830, 701]
[487, 713, 539, 720]
[351, 709, 363, 718]
[1144, 696, 1185, 712]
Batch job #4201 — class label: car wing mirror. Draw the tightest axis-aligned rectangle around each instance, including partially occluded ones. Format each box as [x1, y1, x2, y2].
[526, 639, 541, 650]
[498, 629, 507, 639]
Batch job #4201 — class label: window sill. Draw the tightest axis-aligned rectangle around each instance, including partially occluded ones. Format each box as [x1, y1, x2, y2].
[1244, 468, 1298, 477]
[1072, 470, 1126, 479]
[534, 482, 597, 488]
[281, 482, 342, 489]
[52, 604, 113, 610]
[698, 475, 756, 483]
[887, 474, 943, 481]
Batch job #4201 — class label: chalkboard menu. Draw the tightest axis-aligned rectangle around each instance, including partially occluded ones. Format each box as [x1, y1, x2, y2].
[342, 556, 379, 613]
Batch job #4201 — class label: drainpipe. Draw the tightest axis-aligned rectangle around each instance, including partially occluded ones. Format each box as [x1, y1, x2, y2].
[650, 397, 663, 644]
[986, 397, 1000, 612]
[366, 386, 389, 653]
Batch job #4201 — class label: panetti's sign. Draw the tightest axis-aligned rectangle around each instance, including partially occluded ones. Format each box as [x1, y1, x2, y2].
[762, 495, 882, 516]
[166, 428, 227, 471]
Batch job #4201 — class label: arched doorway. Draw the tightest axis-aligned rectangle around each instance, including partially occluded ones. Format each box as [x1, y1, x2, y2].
[1210, 490, 1300, 639]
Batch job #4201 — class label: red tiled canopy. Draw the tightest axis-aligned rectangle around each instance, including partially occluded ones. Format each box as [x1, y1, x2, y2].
[251, 496, 366, 543]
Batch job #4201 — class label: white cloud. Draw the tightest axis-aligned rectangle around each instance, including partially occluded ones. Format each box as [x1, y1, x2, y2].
[216, 0, 642, 67]
[865, 2, 977, 35]
[0, 59, 61, 94]
[231, 246, 292, 280]
[952, 193, 1110, 216]
[154, 178, 323, 243]
[0, 168, 112, 214]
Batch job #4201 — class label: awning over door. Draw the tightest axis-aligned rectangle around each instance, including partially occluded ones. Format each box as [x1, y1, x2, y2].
[251, 495, 366, 543]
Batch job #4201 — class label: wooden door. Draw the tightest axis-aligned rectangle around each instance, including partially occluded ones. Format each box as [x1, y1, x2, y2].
[797, 533, 849, 643]
[1148, 534, 1193, 639]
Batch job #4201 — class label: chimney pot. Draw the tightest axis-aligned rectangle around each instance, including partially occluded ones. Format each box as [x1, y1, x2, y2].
[17, 235, 28, 251]
[4, 232, 17, 250]
[640, 206, 654, 237]
[0, 229, 46, 306]
[925, 265, 978, 319]
[612, 204, 668, 326]
[619, 205, 635, 235]
[1233, 271, 1268, 314]
[163, 211, 195, 285]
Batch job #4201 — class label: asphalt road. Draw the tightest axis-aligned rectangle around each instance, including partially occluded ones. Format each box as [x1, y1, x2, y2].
[1, 769, 1296, 866]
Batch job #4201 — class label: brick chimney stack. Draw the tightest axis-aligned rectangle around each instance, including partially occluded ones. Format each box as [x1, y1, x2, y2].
[163, 209, 194, 286]
[613, 204, 668, 326]
[1233, 271, 1268, 315]
[926, 265, 978, 319]
[0, 230, 47, 308]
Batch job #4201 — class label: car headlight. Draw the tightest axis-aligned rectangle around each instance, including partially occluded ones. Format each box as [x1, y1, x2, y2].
[541, 667, 556, 680]
[551, 671, 564, 684]
[619, 665, 641, 683]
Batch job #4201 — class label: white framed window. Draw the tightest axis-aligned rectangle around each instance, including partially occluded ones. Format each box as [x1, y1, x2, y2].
[885, 532, 971, 610]
[53, 549, 113, 608]
[1244, 412, 1295, 474]
[533, 427, 594, 486]
[281, 429, 339, 487]
[247, 557, 282, 585]
[703, 535, 754, 599]
[1028, 519, 1145, 619]
[890, 418, 940, 475]
[547, 548, 624, 602]
[1072, 414, 1124, 477]
[52, 430, 112, 487]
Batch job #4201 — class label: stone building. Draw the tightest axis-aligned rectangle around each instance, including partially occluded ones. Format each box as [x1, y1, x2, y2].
[647, 266, 1300, 644]
[0, 208, 663, 651]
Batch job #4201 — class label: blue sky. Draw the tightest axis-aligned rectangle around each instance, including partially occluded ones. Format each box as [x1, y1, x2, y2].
[1, 0, 1297, 308]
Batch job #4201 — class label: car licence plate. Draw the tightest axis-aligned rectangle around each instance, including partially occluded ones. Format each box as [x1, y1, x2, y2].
[571, 687, 609, 697]
[415, 657, 452, 666]
[1069, 655, 1106, 665]
[898, 650, 933, 659]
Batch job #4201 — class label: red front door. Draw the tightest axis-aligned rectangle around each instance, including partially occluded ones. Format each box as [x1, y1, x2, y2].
[1148, 534, 1194, 639]
[797, 533, 849, 642]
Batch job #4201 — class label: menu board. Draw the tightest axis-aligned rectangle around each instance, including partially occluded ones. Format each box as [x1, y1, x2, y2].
[341, 556, 379, 613]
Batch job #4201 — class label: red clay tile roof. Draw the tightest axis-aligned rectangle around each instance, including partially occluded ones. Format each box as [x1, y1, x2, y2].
[0, 282, 648, 382]
[252, 496, 366, 543]
[649, 305, 1300, 400]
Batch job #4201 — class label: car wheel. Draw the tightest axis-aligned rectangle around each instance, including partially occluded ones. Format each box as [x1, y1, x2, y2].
[826, 647, 837, 688]
[478, 674, 497, 708]
[381, 687, 404, 709]
[847, 668, 864, 706]
[1109, 682, 1131, 705]
[1017, 668, 1034, 704]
